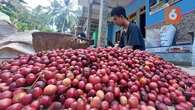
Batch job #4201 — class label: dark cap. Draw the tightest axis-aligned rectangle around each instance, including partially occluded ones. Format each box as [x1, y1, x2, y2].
[111, 6, 127, 18]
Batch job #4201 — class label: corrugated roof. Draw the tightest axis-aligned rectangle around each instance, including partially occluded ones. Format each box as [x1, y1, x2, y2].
[0, 12, 11, 23]
[0, 20, 17, 39]
[0, 43, 35, 55]
[0, 32, 33, 46]
[0, 32, 35, 60]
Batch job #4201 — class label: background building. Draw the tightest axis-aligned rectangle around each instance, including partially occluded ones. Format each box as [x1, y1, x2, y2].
[78, 0, 195, 66]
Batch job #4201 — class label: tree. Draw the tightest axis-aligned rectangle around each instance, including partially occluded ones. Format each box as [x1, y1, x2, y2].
[0, 0, 81, 32]
[48, 0, 82, 32]
[0, 1, 53, 31]
[0, 0, 27, 23]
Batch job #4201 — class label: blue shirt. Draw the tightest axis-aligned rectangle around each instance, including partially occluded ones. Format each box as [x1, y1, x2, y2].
[119, 23, 145, 50]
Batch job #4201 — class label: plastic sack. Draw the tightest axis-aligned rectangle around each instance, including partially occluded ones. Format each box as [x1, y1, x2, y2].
[160, 24, 176, 46]
[145, 29, 161, 48]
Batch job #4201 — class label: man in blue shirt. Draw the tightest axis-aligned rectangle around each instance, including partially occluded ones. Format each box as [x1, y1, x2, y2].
[111, 6, 145, 50]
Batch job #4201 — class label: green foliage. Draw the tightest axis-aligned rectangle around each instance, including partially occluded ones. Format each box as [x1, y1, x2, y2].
[48, 0, 82, 32]
[0, 0, 81, 32]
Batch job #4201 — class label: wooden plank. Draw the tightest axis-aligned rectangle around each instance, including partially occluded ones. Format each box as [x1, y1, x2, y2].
[32, 32, 90, 52]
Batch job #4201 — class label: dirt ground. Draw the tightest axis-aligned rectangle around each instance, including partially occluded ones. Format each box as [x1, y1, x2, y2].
[178, 66, 195, 76]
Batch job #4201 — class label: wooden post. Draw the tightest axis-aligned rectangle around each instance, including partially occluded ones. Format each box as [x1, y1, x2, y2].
[86, 0, 92, 39]
[191, 32, 195, 66]
[136, 10, 140, 28]
[97, 0, 108, 47]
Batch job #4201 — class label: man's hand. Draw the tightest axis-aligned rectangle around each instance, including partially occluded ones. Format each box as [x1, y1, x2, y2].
[114, 44, 119, 47]
[124, 45, 133, 49]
